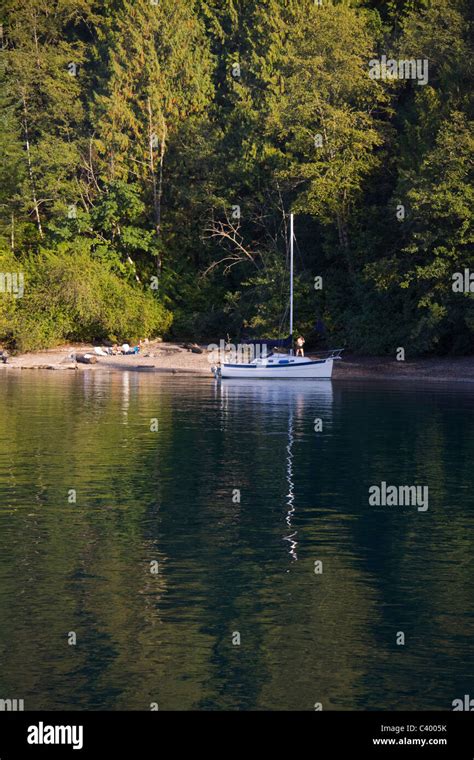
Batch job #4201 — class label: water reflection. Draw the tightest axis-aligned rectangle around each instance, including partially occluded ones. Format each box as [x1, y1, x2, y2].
[215, 380, 334, 564]
[284, 409, 297, 560]
[0, 373, 472, 711]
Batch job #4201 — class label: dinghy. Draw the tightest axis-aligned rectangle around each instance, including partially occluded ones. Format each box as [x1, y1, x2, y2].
[214, 214, 343, 380]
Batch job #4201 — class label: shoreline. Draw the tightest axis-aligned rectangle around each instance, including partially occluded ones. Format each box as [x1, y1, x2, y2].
[1, 341, 474, 382]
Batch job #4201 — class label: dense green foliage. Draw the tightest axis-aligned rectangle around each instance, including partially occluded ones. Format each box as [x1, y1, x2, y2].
[0, 0, 472, 353]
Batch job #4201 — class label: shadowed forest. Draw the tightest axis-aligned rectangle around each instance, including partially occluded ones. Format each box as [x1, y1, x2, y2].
[0, 0, 472, 354]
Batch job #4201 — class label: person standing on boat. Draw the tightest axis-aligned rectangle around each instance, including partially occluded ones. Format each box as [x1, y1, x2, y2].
[295, 335, 305, 356]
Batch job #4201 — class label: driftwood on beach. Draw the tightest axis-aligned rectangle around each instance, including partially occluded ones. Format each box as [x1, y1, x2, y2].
[182, 343, 203, 354]
[74, 353, 98, 364]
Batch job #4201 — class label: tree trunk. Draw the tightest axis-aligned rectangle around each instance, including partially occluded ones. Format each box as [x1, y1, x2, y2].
[147, 97, 165, 279]
[156, 131, 166, 278]
[337, 211, 355, 278]
[21, 91, 43, 238]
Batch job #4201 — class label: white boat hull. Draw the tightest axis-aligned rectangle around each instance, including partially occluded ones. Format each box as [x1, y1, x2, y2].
[220, 357, 334, 379]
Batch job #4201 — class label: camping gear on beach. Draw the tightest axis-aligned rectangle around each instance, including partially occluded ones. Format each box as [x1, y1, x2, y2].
[120, 343, 140, 355]
[213, 214, 343, 380]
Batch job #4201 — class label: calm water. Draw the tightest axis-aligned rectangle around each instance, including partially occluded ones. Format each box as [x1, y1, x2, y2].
[0, 372, 473, 711]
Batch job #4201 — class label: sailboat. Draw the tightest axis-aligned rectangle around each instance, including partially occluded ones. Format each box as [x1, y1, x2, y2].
[214, 214, 343, 379]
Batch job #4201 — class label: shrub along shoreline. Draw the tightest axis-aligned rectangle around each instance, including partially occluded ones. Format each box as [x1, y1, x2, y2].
[0, 244, 172, 353]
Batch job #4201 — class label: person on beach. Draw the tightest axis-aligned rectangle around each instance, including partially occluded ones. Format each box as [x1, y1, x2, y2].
[295, 335, 305, 357]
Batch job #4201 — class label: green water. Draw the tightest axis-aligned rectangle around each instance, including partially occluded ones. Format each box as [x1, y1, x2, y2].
[0, 372, 473, 710]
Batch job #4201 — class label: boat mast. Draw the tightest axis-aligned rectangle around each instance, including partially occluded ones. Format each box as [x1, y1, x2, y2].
[289, 213, 294, 352]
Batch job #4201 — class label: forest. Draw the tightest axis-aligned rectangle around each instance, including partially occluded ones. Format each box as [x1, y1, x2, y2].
[0, 0, 472, 355]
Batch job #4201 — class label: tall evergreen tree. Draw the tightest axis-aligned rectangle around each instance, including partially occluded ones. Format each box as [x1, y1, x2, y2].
[93, 0, 214, 275]
[1, 0, 94, 242]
